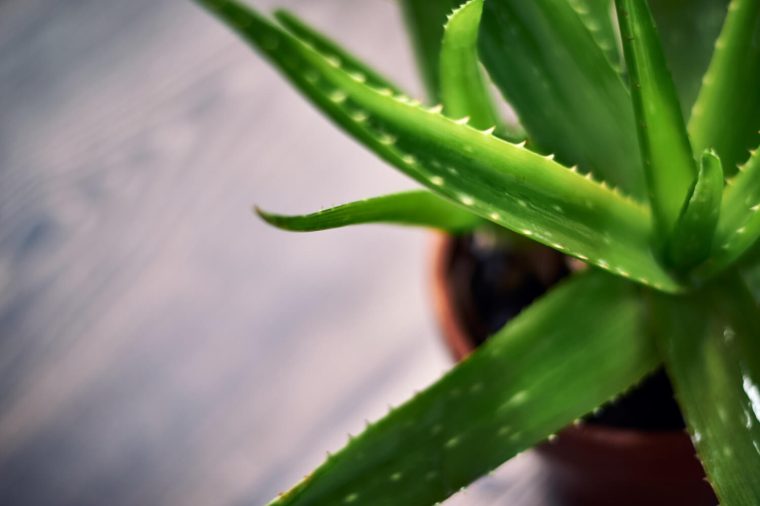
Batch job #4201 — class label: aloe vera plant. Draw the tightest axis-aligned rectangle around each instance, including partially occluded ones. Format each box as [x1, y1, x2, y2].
[194, 0, 760, 503]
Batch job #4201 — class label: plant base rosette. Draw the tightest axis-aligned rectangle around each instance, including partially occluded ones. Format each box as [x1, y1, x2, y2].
[431, 233, 717, 505]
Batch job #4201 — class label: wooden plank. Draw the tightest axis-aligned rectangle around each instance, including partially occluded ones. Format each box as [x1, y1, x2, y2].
[0, 0, 541, 504]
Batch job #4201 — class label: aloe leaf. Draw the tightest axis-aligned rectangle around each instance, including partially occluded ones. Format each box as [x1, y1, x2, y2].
[268, 270, 658, 506]
[650, 0, 730, 115]
[699, 144, 760, 277]
[439, 0, 502, 132]
[688, 0, 760, 178]
[398, 0, 462, 101]
[740, 254, 760, 301]
[571, 0, 621, 70]
[273, 10, 404, 96]
[256, 190, 481, 233]
[196, 0, 684, 292]
[667, 150, 724, 272]
[651, 275, 760, 506]
[615, 0, 698, 243]
[478, 0, 645, 198]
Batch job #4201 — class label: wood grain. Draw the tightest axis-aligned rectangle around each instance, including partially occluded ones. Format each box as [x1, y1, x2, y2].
[0, 0, 546, 504]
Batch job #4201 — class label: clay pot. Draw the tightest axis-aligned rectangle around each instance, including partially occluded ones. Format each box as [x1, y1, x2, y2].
[429, 233, 717, 506]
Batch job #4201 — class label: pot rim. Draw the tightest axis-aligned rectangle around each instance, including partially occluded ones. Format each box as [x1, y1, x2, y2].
[428, 232, 697, 445]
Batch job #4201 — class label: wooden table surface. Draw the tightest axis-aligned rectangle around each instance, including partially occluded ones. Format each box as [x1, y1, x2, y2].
[0, 1, 546, 504]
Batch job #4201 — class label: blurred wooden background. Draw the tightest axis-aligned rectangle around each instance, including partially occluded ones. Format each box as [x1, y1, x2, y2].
[0, 0, 545, 503]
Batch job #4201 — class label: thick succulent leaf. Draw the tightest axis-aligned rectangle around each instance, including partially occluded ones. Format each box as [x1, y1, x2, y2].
[439, 0, 502, 132]
[699, 144, 760, 278]
[478, 0, 645, 198]
[667, 150, 724, 272]
[571, 0, 621, 70]
[650, 0, 730, 116]
[688, 0, 760, 178]
[195, 0, 684, 292]
[268, 270, 658, 506]
[616, 0, 697, 243]
[651, 275, 760, 506]
[273, 10, 404, 95]
[741, 255, 760, 300]
[398, 0, 462, 101]
[256, 190, 481, 233]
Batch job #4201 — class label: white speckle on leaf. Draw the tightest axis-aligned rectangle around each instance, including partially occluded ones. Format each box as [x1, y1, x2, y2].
[350, 111, 368, 123]
[378, 133, 396, 146]
[743, 375, 760, 425]
[329, 91, 347, 104]
[348, 71, 366, 83]
[510, 390, 528, 406]
[459, 195, 475, 206]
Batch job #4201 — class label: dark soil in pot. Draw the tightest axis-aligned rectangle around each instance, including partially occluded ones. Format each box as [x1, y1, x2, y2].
[432, 232, 718, 506]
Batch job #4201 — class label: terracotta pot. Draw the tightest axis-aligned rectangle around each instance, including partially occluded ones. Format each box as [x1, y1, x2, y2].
[429, 233, 717, 506]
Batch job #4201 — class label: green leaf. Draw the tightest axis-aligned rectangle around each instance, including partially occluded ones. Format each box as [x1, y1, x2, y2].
[439, 0, 503, 132]
[651, 275, 760, 506]
[274, 10, 404, 96]
[256, 190, 481, 233]
[688, 0, 760, 178]
[269, 270, 658, 506]
[667, 150, 724, 272]
[195, 0, 684, 292]
[650, 0, 730, 116]
[699, 144, 760, 278]
[616, 0, 698, 243]
[571, 0, 621, 70]
[398, 0, 462, 101]
[478, 0, 645, 198]
[741, 258, 760, 302]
